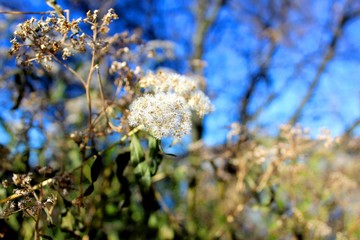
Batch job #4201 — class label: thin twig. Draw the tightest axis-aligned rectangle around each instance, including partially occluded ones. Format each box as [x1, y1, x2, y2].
[0, 10, 53, 15]
[69, 126, 142, 174]
[99, 125, 142, 155]
[85, 27, 98, 138]
[0, 9, 70, 21]
[0, 178, 55, 204]
[51, 54, 86, 87]
[96, 65, 109, 123]
[154, 190, 182, 232]
[34, 190, 43, 240]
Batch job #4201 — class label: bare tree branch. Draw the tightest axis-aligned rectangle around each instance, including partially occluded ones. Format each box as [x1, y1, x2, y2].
[343, 118, 360, 137]
[288, 5, 360, 125]
[191, 0, 226, 141]
[192, 0, 226, 65]
[240, 41, 277, 125]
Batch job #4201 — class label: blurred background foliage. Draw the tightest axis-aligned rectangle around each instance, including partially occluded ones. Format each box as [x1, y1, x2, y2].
[0, 0, 360, 239]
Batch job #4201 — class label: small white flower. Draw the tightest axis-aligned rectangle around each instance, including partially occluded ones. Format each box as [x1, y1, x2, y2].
[128, 93, 191, 139]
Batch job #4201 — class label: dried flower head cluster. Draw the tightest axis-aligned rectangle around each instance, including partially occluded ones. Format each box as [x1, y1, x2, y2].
[1, 173, 57, 219]
[83, 8, 119, 34]
[128, 92, 191, 139]
[9, 14, 84, 69]
[138, 71, 214, 117]
[9, 9, 119, 70]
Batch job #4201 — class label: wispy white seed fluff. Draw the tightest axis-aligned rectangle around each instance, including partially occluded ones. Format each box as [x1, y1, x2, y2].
[138, 71, 214, 117]
[128, 93, 191, 139]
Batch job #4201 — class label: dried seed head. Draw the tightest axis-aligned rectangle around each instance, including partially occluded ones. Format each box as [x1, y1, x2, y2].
[1, 179, 9, 188]
[10, 13, 85, 67]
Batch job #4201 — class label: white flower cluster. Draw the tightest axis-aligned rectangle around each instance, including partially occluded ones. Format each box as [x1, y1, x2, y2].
[128, 92, 191, 139]
[138, 71, 214, 117]
[128, 71, 214, 139]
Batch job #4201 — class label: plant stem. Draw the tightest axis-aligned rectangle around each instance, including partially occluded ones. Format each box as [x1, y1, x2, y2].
[0, 178, 54, 204]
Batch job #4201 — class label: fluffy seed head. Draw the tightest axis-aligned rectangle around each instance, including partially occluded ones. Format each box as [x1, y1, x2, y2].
[128, 93, 191, 139]
[138, 71, 214, 117]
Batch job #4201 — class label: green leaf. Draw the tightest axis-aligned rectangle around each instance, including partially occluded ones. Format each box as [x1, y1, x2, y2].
[134, 162, 151, 189]
[83, 184, 94, 196]
[140, 170, 152, 189]
[148, 136, 163, 176]
[148, 214, 158, 228]
[116, 152, 130, 178]
[115, 152, 131, 207]
[61, 211, 75, 232]
[130, 134, 145, 166]
[83, 163, 92, 183]
[62, 198, 73, 210]
[159, 225, 174, 239]
[91, 155, 103, 182]
[134, 161, 149, 176]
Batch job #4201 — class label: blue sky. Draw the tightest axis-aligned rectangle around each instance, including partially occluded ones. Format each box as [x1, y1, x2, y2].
[0, 0, 359, 148]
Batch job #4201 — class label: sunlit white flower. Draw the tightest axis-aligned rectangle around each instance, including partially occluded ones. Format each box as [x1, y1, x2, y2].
[138, 71, 214, 117]
[128, 92, 191, 139]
